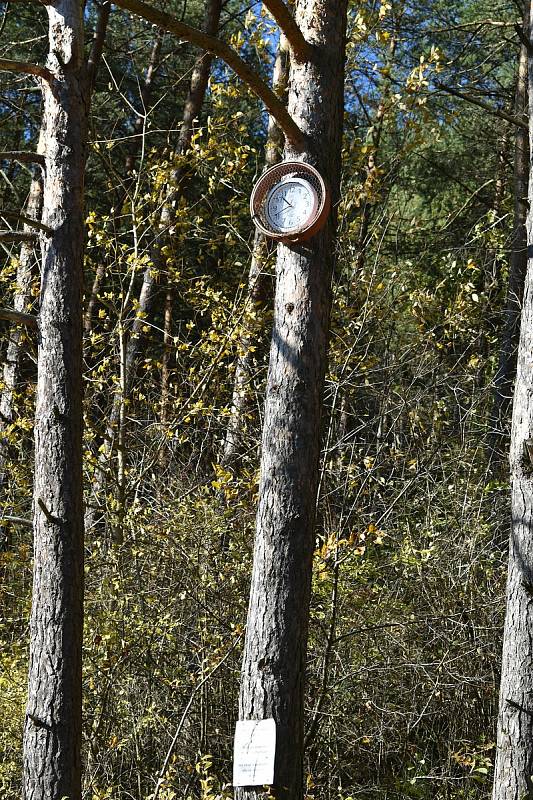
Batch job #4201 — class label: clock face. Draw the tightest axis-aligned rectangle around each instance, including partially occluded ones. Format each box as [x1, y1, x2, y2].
[265, 177, 317, 234]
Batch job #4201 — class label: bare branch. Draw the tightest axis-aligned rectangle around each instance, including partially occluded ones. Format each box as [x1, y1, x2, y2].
[0, 516, 33, 528]
[0, 231, 37, 243]
[0, 151, 45, 167]
[262, 0, 312, 62]
[113, 0, 307, 150]
[429, 19, 518, 33]
[0, 307, 38, 328]
[436, 82, 528, 131]
[0, 58, 54, 84]
[1, 210, 52, 235]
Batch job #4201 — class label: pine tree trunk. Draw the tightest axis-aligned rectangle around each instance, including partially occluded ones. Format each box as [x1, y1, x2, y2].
[23, 2, 87, 798]
[236, 2, 347, 799]
[489, 0, 530, 465]
[492, 5, 533, 798]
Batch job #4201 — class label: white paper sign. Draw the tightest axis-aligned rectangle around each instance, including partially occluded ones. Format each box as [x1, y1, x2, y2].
[233, 718, 276, 787]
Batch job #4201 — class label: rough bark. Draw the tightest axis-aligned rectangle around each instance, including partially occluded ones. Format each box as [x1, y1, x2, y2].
[22, 1, 87, 798]
[489, 0, 530, 466]
[492, 4, 533, 799]
[221, 34, 289, 467]
[236, 2, 347, 799]
[0, 134, 43, 493]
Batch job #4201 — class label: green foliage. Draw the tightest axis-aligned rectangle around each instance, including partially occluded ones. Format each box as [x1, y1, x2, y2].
[0, 0, 522, 797]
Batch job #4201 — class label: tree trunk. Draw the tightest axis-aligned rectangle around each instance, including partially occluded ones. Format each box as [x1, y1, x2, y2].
[492, 5, 533, 799]
[23, 1, 87, 798]
[221, 34, 289, 467]
[236, 2, 347, 799]
[0, 136, 44, 492]
[489, 0, 530, 466]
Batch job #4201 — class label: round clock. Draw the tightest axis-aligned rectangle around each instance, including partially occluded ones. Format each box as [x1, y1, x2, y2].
[250, 161, 330, 243]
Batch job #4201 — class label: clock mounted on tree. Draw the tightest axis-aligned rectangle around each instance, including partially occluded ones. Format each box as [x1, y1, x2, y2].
[250, 161, 330, 243]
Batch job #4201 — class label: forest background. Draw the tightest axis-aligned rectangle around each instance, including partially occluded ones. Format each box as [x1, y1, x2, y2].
[0, 0, 525, 798]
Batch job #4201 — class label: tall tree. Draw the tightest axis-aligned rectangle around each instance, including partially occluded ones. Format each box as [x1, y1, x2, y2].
[22, 2, 109, 797]
[236, 1, 348, 798]
[492, 3, 533, 799]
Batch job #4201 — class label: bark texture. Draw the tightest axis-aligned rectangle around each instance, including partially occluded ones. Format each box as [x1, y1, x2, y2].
[23, 2, 87, 798]
[236, 2, 347, 799]
[492, 5, 533, 798]
[489, 0, 530, 465]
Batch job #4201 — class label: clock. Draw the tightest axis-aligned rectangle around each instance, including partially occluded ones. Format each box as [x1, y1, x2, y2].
[250, 161, 330, 243]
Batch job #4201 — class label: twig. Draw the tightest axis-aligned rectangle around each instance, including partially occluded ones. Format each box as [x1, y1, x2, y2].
[0, 231, 37, 243]
[0, 515, 33, 528]
[37, 498, 62, 525]
[152, 634, 242, 800]
[436, 82, 528, 131]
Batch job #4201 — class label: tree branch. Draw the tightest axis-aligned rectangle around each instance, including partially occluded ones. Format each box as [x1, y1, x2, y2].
[0, 307, 38, 328]
[0, 151, 45, 167]
[436, 82, 528, 131]
[0, 515, 33, 528]
[1, 210, 52, 235]
[0, 231, 37, 243]
[262, 0, 312, 62]
[112, 0, 307, 150]
[0, 58, 54, 84]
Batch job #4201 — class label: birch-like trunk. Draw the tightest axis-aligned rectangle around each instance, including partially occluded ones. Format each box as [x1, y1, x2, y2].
[492, 5, 533, 799]
[236, 2, 347, 798]
[23, 1, 87, 798]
